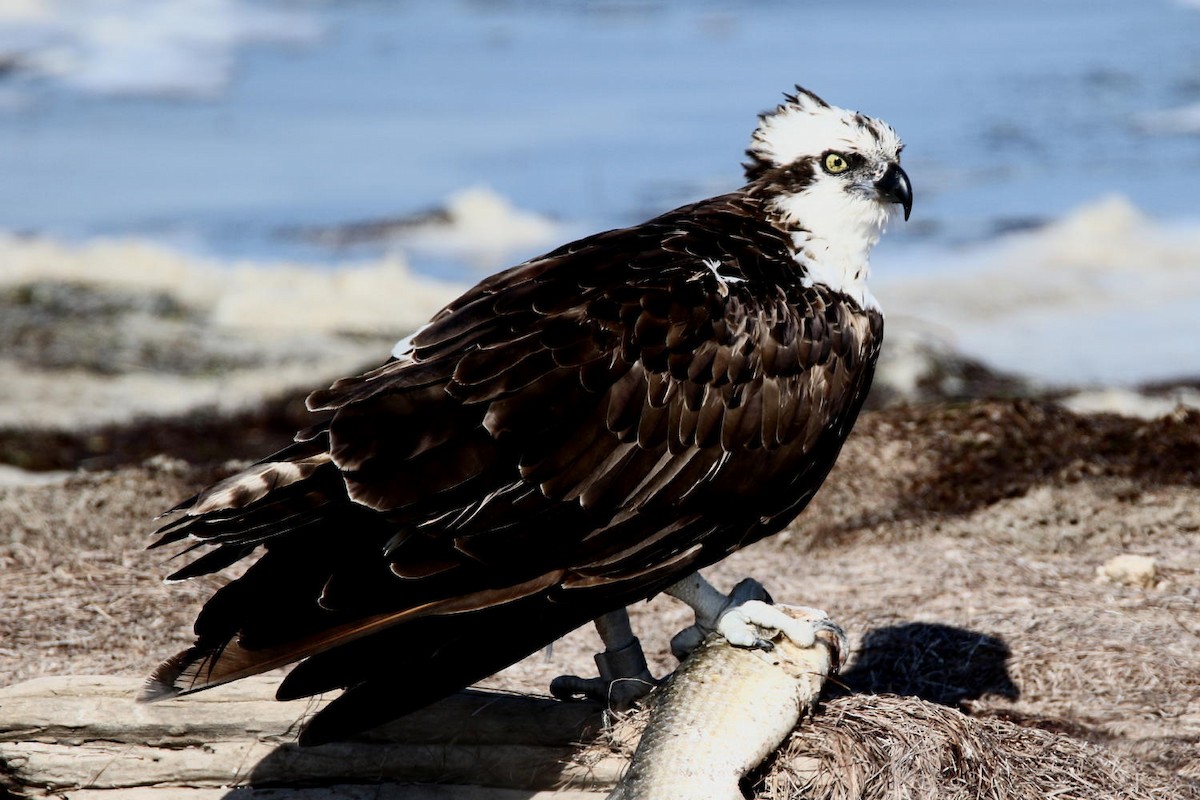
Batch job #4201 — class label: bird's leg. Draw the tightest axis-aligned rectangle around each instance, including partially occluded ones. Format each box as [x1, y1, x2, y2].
[665, 572, 839, 661]
[550, 608, 658, 709]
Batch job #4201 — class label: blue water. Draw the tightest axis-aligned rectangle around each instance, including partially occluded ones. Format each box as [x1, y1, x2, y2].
[1, 0, 1199, 280]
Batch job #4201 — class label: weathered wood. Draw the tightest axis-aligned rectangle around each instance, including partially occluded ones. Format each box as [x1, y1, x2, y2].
[0, 676, 616, 797]
[2, 739, 618, 791]
[0, 675, 603, 746]
[0, 612, 840, 800]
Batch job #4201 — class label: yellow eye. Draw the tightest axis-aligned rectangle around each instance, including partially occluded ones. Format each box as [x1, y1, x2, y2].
[823, 152, 850, 173]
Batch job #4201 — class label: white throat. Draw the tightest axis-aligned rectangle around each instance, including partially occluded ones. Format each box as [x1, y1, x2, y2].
[771, 180, 891, 314]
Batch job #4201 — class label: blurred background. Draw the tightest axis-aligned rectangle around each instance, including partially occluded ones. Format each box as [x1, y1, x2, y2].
[1, 0, 1199, 446]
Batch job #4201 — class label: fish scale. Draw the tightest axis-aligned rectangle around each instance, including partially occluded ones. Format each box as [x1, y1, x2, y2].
[609, 608, 841, 800]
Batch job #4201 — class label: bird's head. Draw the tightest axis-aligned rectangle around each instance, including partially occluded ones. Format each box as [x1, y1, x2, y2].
[744, 87, 912, 246]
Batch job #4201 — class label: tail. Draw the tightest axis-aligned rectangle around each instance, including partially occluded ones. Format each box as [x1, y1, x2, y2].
[140, 581, 598, 746]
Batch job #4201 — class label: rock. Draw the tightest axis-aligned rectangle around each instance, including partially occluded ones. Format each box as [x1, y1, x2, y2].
[1096, 554, 1158, 588]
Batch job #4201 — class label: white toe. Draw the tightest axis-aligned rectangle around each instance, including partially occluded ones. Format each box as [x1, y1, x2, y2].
[717, 600, 820, 648]
[716, 608, 763, 648]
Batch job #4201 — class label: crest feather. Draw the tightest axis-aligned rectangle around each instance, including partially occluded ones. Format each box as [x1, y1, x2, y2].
[744, 85, 901, 181]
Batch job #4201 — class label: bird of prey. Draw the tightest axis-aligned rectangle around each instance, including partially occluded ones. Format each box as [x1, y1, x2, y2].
[142, 86, 912, 745]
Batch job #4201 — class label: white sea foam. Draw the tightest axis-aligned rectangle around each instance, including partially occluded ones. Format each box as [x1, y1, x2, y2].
[0, 234, 462, 429]
[0, 463, 71, 487]
[0, 184, 555, 430]
[6, 194, 1200, 431]
[0, 359, 355, 429]
[878, 196, 1200, 387]
[397, 186, 567, 271]
[0, 233, 459, 335]
[1058, 387, 1200, 419]
[0, 0, 321, 98]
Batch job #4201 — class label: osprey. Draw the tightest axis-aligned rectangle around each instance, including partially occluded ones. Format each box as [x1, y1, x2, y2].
[142, 86, 911, 745]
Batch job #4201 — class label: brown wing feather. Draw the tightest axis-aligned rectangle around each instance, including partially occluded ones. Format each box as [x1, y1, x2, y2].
[143, 192, 883, 743]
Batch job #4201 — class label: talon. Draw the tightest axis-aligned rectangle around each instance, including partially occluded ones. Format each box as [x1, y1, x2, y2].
[550, 673, 657, 709]
[553, 633, 658, 710]
[665, 573, 835, 660]
[550, 674, 605, 702]
[811, 617, 849, 673]
[716, 599, 819, 649]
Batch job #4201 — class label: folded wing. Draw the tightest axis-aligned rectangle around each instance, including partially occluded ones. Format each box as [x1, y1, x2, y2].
[142, 194, 882, 743]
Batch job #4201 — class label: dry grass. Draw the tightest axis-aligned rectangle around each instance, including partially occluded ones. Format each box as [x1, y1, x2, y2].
[0, 458, 235, 684]
[764, 694, 1194, 800]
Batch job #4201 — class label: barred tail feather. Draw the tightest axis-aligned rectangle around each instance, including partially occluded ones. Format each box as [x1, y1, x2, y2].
[138, 570, 568, 703]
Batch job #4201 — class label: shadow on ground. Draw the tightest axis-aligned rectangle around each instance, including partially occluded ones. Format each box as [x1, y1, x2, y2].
[214, 688, 603, 799]
[837, 621, 1019, 706]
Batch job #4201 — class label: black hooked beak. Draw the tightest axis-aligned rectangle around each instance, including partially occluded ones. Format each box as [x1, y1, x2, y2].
[875, 163, 913, 221]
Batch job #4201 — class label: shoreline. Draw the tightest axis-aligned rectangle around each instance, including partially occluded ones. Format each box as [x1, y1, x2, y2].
[5, 350, 1200, 479]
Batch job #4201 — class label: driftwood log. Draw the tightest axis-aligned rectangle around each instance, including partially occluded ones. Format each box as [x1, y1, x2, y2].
[0, 607, 840, 800]
[2, 629, 1195, 799]
[0, 675, 615, 798]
